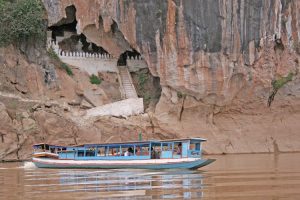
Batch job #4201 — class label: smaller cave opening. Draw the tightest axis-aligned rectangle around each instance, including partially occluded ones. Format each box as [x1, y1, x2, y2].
[48, 5, 109, 56]
[49, 5, 77, 42]
[49, 20, 77, 41]
[79, 34, 108, 54]
[274, 35, 285, 53]
[0, 132, 4, 143]
[111, 21, 118, 34]
[117, 50, 141, 66]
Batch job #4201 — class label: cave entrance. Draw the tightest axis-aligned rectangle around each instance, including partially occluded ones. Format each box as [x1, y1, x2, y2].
[49, 5, 77, 42]
[117, 50, 141, 66]
[48, 5, 109, 55]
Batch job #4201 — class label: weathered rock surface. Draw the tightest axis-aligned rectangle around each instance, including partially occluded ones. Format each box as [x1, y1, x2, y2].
[40, 0, 300, 154]
[1, 1, 300, 160]
[0, 99, 157, 161]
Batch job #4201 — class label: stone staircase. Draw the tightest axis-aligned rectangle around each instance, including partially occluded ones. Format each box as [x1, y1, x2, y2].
[118, 66, 138, 99]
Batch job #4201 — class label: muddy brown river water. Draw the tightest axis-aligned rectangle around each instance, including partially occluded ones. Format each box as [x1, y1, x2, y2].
[0, 153, 300, 200]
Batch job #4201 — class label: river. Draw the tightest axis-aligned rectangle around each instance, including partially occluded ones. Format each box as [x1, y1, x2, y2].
[0, 153, 300, 200]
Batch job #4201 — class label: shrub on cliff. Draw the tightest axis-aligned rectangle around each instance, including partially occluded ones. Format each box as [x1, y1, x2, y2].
[47, 48, 73, 76]
[0, 0, 45, 47]
[90, 74, 102, 85]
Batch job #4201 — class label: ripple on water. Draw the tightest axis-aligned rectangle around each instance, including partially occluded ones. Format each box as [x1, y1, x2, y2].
[23, 161, 38, 169]
[1, 153, 300, 199]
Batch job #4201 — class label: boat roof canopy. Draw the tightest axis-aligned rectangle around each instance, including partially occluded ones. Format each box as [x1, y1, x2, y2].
[75, 138, 207, 147]
[32, 143, 67, 148]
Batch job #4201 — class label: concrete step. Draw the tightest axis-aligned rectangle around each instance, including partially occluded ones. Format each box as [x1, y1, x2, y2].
[118, 66, 138, 99]
[124, 89, 135, 92]
[124, 90, 135, 93]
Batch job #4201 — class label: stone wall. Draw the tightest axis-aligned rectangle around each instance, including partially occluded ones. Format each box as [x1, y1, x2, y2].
[48, 40, 147, 74]
[60, 56, 118, 74]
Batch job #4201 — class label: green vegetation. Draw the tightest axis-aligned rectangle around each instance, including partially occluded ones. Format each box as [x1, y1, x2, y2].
[138, 72, 148, 91]
[137, 72, 150, 103]
[61, 63, 73, 76]
[90, 74, 102, 85]
[144, 92, 151, 105]
[47, 48, 60, 60]
[0, 0, 45, 46]
[271, 72, 294, 91]
[47, 48, 73, 76]
[177, 91, 186, 99]
[268, 72, 294, 107]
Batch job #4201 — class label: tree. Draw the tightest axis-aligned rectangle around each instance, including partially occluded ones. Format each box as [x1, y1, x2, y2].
[0, 0, 45, 47]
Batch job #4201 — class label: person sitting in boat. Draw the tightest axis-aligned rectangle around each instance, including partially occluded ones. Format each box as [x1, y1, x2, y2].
[128, 147, 134, 155]
[124, 147, 134, 156]
[151, 147, 155, 159]
[124, 150, 129, 156]
[177, 143, 182, 155]
[135, 146, 141, 155]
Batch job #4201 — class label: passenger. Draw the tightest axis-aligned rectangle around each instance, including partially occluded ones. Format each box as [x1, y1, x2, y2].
[128, 147, 134, 155]
[151, 147, 160, 159]
[177, 143, 182, 155]
[135, 146, 141, 155]
[151, 147, 155, 159]
[124, 150, 129, 156]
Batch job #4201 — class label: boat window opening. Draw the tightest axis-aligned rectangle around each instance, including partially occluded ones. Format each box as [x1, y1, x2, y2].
[143, 147, 150, 156]
[162, 143, 172, 151]
[97, 147, 106, 156]
[50, 148, 55, 153]
[45, 144, 50, 151]
[85, 150, 95, 157]
[119, 145, 134, 156]
[77, 150, 84, 157]
[190, 143, 195, 150]
[135, 145, 150, 156]
[85, 147, 96, 157]
[108, 147, 120, 156]
[151, 144, 161, 159]
[173, 143, 182, 156]
[62, 147, 66, 151]
[189, 143, 200, 150]
[195, 143, 200, 151]
[34, 145, 44, 152]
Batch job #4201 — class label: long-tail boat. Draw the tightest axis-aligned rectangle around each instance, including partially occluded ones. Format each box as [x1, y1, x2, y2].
[32, 138, 215, 169]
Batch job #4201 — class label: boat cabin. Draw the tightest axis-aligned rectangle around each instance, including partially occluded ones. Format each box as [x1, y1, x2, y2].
[58, 138, 206, 160]
[33, 143, 67, 159]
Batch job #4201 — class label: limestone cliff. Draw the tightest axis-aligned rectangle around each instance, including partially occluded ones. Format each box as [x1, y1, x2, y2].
[1, 1, 300, 160]
[41, 0, 300, 154]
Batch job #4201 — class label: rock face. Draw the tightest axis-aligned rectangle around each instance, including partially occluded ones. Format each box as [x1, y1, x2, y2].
[41, 0, 300, 154]
[1, 1, 300, 160]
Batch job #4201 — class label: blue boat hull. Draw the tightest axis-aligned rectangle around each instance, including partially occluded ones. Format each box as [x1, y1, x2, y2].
[33, 158, 215, 170]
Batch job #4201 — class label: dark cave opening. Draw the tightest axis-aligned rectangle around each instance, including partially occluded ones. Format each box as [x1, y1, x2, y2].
[117, 50, 141, 66]
[48, 5, 77, 41]
[48, 5, 109, 55]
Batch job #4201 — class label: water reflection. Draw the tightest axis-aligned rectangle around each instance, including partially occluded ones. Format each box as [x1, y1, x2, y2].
[23, 169, 204, 199]
[1, 153, 300, 200]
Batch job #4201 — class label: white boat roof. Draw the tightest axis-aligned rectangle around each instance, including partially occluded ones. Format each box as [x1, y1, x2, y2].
[74, 137, 207, 147]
